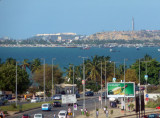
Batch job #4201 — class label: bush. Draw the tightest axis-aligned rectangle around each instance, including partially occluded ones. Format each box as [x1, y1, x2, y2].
[3, 111, 8, 114]
[130, 103, 134, 111]
[86, 112, 90, 117]
[11, 103, 17, 108]
[110, 110, 113, 115]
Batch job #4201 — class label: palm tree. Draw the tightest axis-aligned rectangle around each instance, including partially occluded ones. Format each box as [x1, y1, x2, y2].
[21, 59, 30, 71]
[5, 57, 16, 65]
[30, 58, 41, 73]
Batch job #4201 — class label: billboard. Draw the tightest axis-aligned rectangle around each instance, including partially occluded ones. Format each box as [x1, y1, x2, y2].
[62, 94, 77, 104]
[107, 82, 135, 97]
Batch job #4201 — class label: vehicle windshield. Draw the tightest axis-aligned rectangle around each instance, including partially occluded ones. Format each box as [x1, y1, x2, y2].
[148, 114, 156, 117]
[42, 104, 48, 107]
[23, 114, 28, 116]
[35, 114, 42, 117]
[59, 113, 65, 116]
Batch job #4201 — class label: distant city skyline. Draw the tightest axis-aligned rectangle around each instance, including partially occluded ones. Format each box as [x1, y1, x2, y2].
[0, 0, 160, 39]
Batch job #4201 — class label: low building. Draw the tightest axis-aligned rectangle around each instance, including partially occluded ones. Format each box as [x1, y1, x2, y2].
[55, 84, 78, 94]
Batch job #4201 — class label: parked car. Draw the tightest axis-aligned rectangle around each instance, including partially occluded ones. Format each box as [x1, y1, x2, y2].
[41, 103, 52, 111]
[76, 93, 80, 98]
[110, 101, 117, 108]
[68, 103, 78, 106]
[52, 94, 62, 100]
[156, 114, 160, 118]
[34, 114, 44, 118]
[85, 91, 94, 96]
[58, 110, 68, 118]
[102, 92, 108, 99]
[22, 114, 30, 118]
[156, 106, 160, 109]
[141, 115, 148, 118]
[31, 97, 41, 103]
[53, 101, 61, 107]
[148, 114, 158, 118]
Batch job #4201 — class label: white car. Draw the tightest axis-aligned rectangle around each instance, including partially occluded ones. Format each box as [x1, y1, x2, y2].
[34, 114, 44, 118]
[31, 97, 41, 103]
[58, 110, 68, 118]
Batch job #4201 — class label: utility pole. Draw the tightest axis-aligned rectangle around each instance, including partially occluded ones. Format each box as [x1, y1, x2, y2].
[79, 56, 88, 110]
[52, 58, 56, 100]
[101, 61, 102, 109]
[16, 62, 18, 107]
[139, 59, 141, 118]
[41, 58, 45, 102]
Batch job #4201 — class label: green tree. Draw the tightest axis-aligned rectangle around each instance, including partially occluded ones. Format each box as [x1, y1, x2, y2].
[0, 64, 30, 94]
[30, 58, 41, 73]
[33, 64, 64, 92]
[21, 59, 30, 71]
[131, 55, 160, 85]
[5, 57, 16, 65]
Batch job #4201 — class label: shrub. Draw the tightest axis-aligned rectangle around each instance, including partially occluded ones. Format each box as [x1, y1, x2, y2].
[130, 103, 134, 111]
[3, 111, 8, 114]
[110, 110, 113, 115]
[86, 112, 90, 117]
[11, 103, 17, 108]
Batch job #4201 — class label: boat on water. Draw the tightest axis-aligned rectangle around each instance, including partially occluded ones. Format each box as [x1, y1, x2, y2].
[136, 47, 140, 50]
[158, 49, 160, 52]
[109, 48, 120, 52]
[81, 46, 90, 50]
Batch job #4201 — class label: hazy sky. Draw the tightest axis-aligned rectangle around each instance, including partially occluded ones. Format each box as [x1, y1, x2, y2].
[0, 0, 160, 39]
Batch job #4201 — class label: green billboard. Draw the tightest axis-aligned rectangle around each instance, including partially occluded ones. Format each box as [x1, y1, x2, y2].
[107, 82, 135, 97]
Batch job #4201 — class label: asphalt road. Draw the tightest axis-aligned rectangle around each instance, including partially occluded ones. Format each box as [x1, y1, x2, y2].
[8, 95, 110, 118]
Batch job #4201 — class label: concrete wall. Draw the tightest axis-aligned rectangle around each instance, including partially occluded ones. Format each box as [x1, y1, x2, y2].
[148, 93, 160, 100]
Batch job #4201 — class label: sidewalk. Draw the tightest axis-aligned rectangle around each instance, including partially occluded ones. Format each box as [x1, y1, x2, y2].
[76, 107, 160, 118]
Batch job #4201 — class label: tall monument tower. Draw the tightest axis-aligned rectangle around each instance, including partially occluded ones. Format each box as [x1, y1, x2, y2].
[132, 17, 134, 31]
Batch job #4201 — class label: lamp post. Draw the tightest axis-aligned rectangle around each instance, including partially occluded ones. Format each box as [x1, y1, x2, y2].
[41, 58, 45, 102]
[69, 64, 75, 118]
[139, 59, 141, 118]
[100, 61, 102, 109]
[16, 62, 18, 107]
[52, 58, 56, 100]
[123, 59, 128, 115]
[79, 56, 88, 110]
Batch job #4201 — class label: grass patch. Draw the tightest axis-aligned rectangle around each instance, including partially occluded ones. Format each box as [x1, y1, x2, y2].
[0, 101, 54, 112]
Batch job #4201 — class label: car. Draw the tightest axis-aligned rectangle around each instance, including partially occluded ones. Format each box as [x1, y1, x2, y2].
[156, 106, 160, 109]
[58, 110, 68, 118]
[52, 94, 62, 100]
[41, 103, 52, 111]
[85, 91, 94, 96]
[68, 103, 78, 106]
[22, 114, 30, 118]
[31, 97, 41, 103]
[34, 114, 44, 118]
[102, 92, 108, 99]
[53, 101, 61, 107]
[148, 114, 158, 118]
[141, 115, 148, 118]
[156, 114, 160, 118]
[76, 93, 80, 98]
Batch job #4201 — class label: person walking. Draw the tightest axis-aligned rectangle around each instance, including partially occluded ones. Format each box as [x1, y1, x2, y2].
[103, 107, 106, 113]
[53, 113, 56, 118]
[106, 110, 108, 118]
[96, 110, 99, 118]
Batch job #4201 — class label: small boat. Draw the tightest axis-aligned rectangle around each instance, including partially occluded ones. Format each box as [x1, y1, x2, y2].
[158, 49, 160, 52]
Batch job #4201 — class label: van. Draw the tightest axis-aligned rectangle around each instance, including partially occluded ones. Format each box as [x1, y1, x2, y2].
[41, 103, 52, 111]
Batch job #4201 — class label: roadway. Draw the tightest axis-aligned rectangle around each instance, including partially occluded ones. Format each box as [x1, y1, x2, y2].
[8, 95, 110, 118]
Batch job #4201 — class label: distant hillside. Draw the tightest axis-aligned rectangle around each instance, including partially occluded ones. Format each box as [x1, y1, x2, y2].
[86, 30, 160, 40]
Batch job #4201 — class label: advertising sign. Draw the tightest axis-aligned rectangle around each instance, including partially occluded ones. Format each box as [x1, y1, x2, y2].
[62, 94, 77, 104]
[107, 82, 135, 97]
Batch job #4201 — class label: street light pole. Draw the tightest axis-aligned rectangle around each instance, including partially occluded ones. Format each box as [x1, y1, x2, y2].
[105, 61, 107, 106]
[69, 64, 75, 118]
[52, 58, 56, 100]
[139, 59, 141, 118]
[16, 62, 18, 107]
[101, 61, 102, 109]
[41, 58, 45, 102]
[79, 56, 88, 110]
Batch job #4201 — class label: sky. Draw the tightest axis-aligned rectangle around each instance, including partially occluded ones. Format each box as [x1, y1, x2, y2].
[0, 0, 160, 39]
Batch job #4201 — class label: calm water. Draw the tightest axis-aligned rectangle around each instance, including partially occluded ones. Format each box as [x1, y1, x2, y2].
[0, 47, 160, 71]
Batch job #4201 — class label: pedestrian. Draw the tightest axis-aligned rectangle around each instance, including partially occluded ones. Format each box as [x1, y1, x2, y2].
[103, 107, 106, 113]
[53, 113, 56, 118]
[96, 110, 99, 118]
[81, 108, 84, 115]
[128, 104, 130, 112]
[106, 110, 108, 118]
